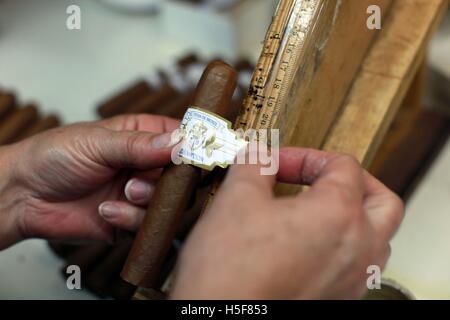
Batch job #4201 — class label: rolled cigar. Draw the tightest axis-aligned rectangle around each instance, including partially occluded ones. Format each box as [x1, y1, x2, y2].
[97, 80, 153, 118]
[47, 241, 81, 259]
[108, 277, 138, 300]
[176, 187, 211, 240]
[121, 61, 238, 288]
[177, 53, 199, 69]
[132, 287, 166, 300]
[0, 105, 38, 145]
[86, 239, 132, 295]
[13, 115, 60, 142]
[62, 243, 110, 278]
[155, 91, 195, 119]
[125, 84, 178, 115]
[227, 98, 244, 124]
[0, 93, 16, 120]
[234, 59, 254, 72]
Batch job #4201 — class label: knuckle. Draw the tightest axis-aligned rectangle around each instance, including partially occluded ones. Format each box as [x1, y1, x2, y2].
[335, 153, 360, 168]
[123, 132, 142, 166]
[387, 193, 405, 230]
[327, 181, 358, 207]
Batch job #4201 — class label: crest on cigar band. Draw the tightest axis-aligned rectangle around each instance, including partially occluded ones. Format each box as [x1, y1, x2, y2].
[185, 121, 224, 157]
[179, 108, 247, 171]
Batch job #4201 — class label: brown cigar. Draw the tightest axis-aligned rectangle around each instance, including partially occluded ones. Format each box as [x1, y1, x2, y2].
[97, 80, 153, 118]
[121, 61, 238, 288]
[234, 59, 254, 72]
[62, 243, 110, 277]
[108, 277, 138, 300]
[13, 115, 60, 142]
[86, 239, 132, 295]
[125, 84, 178, 115]
[47, 241, 81, 259]
[0, 93, 16, 121]
[177, 53, 199, 69]
[0, 105, 38, 145]
[156, 91, 195, 119]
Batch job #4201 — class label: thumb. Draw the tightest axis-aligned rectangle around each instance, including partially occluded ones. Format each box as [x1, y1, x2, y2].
[93, 129, 182, 170]
[221, 151, 277, 199]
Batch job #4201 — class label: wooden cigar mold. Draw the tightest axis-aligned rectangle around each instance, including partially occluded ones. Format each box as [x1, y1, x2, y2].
[121, 61, 238, 288]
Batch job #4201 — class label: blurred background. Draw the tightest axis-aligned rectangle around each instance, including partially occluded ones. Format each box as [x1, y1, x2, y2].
[0, 0, 449, 299]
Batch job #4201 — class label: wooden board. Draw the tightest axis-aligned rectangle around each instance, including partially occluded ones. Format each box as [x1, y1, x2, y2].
[275, 0, 392, 195]
[323, 0, 448, 167]
[278, 0, 392, 147]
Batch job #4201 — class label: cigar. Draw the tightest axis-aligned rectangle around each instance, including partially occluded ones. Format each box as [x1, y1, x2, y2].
[132, 287, 166, 300]
[227, 98, 244, 124]
[125, 84, 178, 115]
[108, 277, 138, 300]
[234, 59, 254, 72]
[176, 187, 210, 240]
[0, 105, 38, 145]
[86, 240, 132, 295]
[62, 243, 110, 278]
[155, 91, 195, 119]
[121, 61, 238, 288]
[0, 93, 16, 121]
[97, 80, 153, 118]
[177, 53, 199, 69]
[13, 115, 60, 142]
[47, 241, 81, 259]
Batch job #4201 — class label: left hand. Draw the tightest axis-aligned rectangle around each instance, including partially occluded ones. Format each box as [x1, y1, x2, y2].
[0, 114, 180, 249]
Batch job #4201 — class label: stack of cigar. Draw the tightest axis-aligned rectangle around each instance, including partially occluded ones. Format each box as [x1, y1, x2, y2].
[97, 53, 252, 122]
[0, 90, 60, 146]
[48, 53, 254, 299]
[177, 0, 243, 11]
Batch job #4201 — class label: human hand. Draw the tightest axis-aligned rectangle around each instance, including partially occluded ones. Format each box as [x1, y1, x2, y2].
[170, 148, 404, 299]
[0, 114, 180, 249]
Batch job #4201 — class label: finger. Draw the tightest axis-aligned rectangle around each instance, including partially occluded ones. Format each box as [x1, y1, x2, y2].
[98, 201, 146, 232]
[94, 128, 183, 170]
[99, 114, 180, 133]
[124, 178, 155, 206]
[378, 244, 392, 270]
[222, 151, 277, 199]
[130, 168, 164, 182]
[277, 148, 337, 184]
[363, 171, 405, 243]
[278, 148, 365, 204]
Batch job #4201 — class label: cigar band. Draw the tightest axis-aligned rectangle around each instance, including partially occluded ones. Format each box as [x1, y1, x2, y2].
[178, 107, 248, 171]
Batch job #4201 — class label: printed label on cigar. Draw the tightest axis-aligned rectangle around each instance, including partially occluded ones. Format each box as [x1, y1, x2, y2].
[177, 108, 248, 171]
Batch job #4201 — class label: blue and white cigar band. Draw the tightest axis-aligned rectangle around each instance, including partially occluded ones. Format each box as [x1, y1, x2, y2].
[177, 107, 248, 171]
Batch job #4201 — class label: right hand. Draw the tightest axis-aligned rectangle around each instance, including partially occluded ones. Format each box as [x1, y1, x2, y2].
[170, 148, 404, 299]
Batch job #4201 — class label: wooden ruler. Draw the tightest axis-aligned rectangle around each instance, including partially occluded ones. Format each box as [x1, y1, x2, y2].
[236, 0, 324, 132]
[197, 0, 326, 213]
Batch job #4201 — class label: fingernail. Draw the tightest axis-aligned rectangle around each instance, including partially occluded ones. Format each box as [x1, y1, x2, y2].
[151, 130, 183, 149]
[99, 203, 121, 219]
[125, 179, 153, 202]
